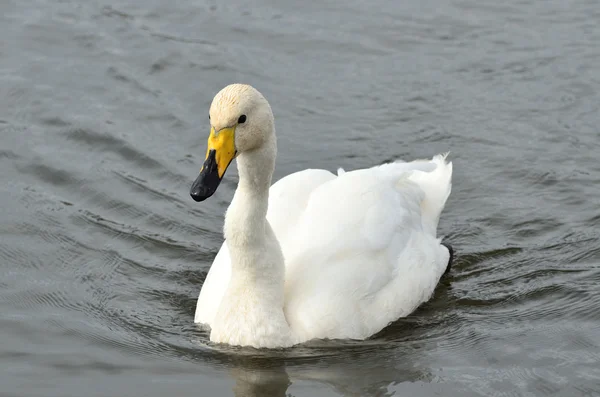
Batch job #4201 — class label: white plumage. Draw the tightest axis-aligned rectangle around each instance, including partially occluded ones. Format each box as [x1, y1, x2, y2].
[191, 84, 453, 348]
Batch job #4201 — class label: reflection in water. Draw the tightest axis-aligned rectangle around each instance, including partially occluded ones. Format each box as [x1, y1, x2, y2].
[230, 359, 290, 397]
[225, 344, 435, 397]
[192, 325, 438, 397]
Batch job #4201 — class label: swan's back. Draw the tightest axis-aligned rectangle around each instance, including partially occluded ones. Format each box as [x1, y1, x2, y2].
[282, 154, 452, 341]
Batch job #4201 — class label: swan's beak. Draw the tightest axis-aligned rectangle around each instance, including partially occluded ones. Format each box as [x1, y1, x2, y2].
[190, 126, 236, 202]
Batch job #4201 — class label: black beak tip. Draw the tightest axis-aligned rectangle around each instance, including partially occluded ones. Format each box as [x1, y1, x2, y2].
[190, 186, 211, 202]
[190, 191, 203, 202]
[190, 150, 222, 203]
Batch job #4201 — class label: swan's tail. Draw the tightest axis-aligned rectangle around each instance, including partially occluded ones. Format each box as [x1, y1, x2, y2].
[408, 153, 453, 235]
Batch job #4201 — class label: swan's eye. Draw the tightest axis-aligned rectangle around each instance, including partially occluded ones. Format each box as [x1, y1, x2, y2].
[208, 114, 211, 120]
[238, 115, 247, 124]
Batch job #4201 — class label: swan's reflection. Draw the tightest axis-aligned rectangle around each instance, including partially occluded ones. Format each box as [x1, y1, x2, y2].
[230, 359, 290, 397]
[211, 338, 434, 397]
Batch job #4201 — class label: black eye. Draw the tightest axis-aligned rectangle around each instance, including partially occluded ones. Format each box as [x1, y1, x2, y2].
[208, 113, 211, 120]
[238, 115, 247, 124]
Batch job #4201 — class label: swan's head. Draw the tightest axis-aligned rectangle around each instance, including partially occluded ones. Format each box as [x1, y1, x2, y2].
[190, 84, 274, 202]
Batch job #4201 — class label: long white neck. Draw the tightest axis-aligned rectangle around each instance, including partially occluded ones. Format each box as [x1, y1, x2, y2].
[212, 134, 295, 348]
[224, 140, 276, 250]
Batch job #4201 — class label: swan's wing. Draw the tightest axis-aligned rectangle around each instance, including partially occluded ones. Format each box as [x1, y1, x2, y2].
[267, 169, 337, 253]
[283, 155, 452, 341]
[194, 168, 336, 325]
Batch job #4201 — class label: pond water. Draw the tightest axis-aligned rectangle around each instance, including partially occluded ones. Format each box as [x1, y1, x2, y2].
[1, 0, 599, 396]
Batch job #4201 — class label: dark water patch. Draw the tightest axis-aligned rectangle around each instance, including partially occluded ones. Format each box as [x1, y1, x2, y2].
[73, 33, 103, 51]
[63, 127, 129, 148]
[144, 212, 212, 238]
[73, 185, 149, 220]
[72, 209, 209, 260]
[48, 358, 135, 376]
[45, 316, 172, 360]
[140, 111, 184, 126]
[0, 150, 20, 160]
[5, 288, 86, 313]
[148, 31, 217, 46]
[542, 231, 600, 264]
[13, 220, 72, 249]
[153, 167, 197, 187]
[112, 170, 185, 204]
[113, 251, 170, 281]
[563, 244, 600, 265]
[0, 241, 44, 271]
[453, 247, 523, 272]
[141, 289, 198, 320]
[585, 213, 600, 227]
[62, 127, 164, 170]
[511, 218, 564, 239]
[149, 57, 172, 74]
[38, 116, 71, 128]
[106, 66, 159, 97]
[17, 163, 76, 187]
[101, 6, 135, 21]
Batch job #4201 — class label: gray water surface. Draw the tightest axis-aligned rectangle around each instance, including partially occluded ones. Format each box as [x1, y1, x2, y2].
[1, 0, 600, 396]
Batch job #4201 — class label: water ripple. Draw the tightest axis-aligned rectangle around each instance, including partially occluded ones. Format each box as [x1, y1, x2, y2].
[62, 127, 164, 170]
[2, 0, 600, 395]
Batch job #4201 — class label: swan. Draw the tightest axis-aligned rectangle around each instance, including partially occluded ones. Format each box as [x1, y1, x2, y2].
[189, 84, 453, 348]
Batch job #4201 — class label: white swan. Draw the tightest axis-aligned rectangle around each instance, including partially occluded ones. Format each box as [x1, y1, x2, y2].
[190, 84, 453, 348]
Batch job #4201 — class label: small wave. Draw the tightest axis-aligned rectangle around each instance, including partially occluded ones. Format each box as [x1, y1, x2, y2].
[62, 127, 164, 170]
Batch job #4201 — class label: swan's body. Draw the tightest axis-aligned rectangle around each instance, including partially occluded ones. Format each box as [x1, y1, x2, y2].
[190, 84, 453, 348]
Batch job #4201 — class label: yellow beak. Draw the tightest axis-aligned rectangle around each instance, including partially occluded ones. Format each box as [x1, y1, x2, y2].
[204, 126, 236, 178]
[190, 126, 237, 202]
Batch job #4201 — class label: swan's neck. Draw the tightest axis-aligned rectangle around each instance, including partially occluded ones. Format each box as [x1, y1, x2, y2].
[214, 137, 295, 348]
[224, 142, 276, 257]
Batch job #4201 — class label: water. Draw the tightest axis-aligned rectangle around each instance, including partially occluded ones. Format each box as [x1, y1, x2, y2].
[1, 0, 600, 395]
